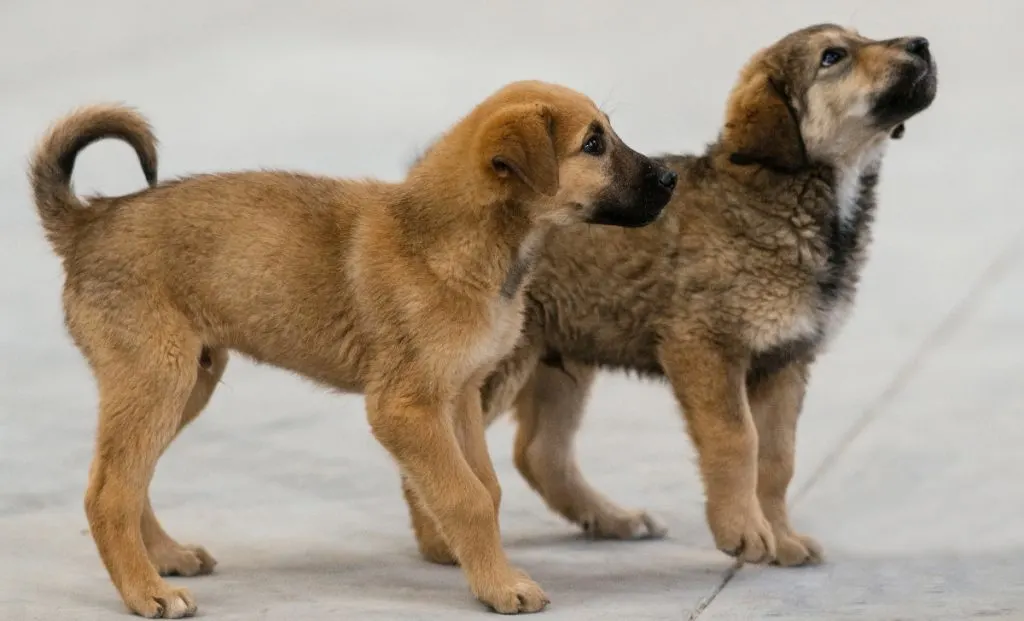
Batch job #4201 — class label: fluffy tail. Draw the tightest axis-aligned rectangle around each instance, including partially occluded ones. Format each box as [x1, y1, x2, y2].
[29, 103, 158, 256]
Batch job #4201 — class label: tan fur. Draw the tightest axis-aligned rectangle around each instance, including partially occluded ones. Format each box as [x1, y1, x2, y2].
[402, 25, 938, 568]
[29, 81, 675, 617]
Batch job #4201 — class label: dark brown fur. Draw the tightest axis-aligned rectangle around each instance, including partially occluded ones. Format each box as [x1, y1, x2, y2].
[402, 25, 938, 568]
[29, 81, 676, 617]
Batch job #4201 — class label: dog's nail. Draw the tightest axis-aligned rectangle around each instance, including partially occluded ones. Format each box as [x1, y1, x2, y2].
[726, 540, 746, 558]
[517, 593, 525, 606]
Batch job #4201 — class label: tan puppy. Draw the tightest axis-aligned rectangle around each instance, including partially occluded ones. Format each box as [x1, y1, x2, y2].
[29, 81, 677, 618]
[402, 25, 938, 568]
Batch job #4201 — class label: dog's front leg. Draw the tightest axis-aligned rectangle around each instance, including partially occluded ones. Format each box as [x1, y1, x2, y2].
[660, 337, 776, 564]
[453, 382, 503, 516]
[402, 382, 504, 567]
[747, 360, 823, 566]
[367, 387, 548, 614]
[401, 475, 458, 565]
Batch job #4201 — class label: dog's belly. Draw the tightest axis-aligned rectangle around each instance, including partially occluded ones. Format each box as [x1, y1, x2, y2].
[539, 325, 664, 378]
[203, 310, 370, 394]
[749, 335, 819, 383]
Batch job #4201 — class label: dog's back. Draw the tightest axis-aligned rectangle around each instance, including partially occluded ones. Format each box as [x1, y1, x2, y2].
[29, 106, 390, 385]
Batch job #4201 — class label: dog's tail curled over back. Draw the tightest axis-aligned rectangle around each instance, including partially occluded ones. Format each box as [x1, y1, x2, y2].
[29, 103, 158, 256]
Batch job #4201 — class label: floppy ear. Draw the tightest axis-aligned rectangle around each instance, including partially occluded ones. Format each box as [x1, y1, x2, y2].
[723, 68, 807, 173]
[477, 103, 558, 196]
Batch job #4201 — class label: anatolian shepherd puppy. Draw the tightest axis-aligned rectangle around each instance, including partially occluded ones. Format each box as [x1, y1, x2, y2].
[401, 24, 938, 569]
[29, 81, 678, 617]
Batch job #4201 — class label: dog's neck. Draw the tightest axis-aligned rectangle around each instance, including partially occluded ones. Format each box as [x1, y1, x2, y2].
[826, 136, 888, 231]
[389, 185, 545, 299]
[710, 136, 888, 226]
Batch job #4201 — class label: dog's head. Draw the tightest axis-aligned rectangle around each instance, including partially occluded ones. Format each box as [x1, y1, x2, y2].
[445, 80, 676, 228]
[721, 24, 938, 173]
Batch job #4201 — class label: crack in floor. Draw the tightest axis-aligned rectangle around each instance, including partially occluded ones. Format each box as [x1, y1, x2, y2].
[686, 562, 739, 621]
[792, 229, 1023, 505]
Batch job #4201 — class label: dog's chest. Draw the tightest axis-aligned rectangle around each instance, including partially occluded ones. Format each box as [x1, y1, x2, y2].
[453, 232, 543, 380]
[490, 299, 528, 356]
[746, 277, 853, 378]
[749, 165, 877, 362]
[460, 297, 527, 380]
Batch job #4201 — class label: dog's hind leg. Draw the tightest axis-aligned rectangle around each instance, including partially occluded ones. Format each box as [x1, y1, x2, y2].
[82, 322, 204, 619]
[142, 347, 228, 577]
[512, 361, 667, 540]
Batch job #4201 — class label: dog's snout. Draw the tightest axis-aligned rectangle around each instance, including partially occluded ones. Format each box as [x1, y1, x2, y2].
[658, 169, 678, 190]
[905, 37, 930, 60]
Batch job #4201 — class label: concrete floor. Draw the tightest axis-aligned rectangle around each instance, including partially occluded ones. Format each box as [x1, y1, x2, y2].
[2, 1, 1022, 619]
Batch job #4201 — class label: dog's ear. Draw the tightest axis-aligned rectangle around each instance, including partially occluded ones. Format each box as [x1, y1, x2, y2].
[723, 66, 807, 173]
[477, 103, 558, 197]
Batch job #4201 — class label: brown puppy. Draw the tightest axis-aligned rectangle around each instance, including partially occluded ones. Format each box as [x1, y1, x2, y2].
[402, 25, 938, 568]
[29, 81, 677, 618]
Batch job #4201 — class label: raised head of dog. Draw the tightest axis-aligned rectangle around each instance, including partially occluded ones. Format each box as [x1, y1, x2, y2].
[721, 24, 938, 175]
[409, 80, 677, 230]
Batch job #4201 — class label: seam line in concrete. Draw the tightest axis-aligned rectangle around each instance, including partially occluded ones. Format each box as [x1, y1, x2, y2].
[687, 563, 739, 621]
[793, 226, 1024, 504]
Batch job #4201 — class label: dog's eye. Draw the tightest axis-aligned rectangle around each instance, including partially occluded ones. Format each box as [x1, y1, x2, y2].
[820, 48, 847, 68]
[582, 135, 605, 156]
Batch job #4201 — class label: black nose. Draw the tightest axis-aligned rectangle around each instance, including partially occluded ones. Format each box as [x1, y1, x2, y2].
[657, 169, 677, 190]
[905, 37, 929, 59]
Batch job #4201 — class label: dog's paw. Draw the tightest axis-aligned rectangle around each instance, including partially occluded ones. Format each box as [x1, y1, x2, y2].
[580, 507, 667, 540]
[149, 542, 217, 577]
[472, 567, 550, 614]
[772, 529, 824, 567]
[707, 499, 776, 564]
[124, 582, 197, 619]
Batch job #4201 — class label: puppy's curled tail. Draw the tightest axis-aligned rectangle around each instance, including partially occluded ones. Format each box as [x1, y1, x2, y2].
[29, 103, 158, 256]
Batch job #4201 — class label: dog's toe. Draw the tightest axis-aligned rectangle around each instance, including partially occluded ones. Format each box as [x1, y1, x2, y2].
[709, 502, 777, 564]
[149, 542, 217, 577]
[772, 530, 824, 567]
[474, 568, 549, 614]
[578, 507, 668, 541]
[125, 583, 197, 619]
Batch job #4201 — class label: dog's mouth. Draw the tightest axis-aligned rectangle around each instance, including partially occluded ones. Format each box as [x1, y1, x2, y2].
[585, 182, 673, 228]
[587, 202, 665, 228]
[584, 155, 677, 228]
[871, 60, 938, 130]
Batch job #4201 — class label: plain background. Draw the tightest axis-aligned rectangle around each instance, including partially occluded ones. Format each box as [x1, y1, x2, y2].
[2, 2, 1022, 619]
